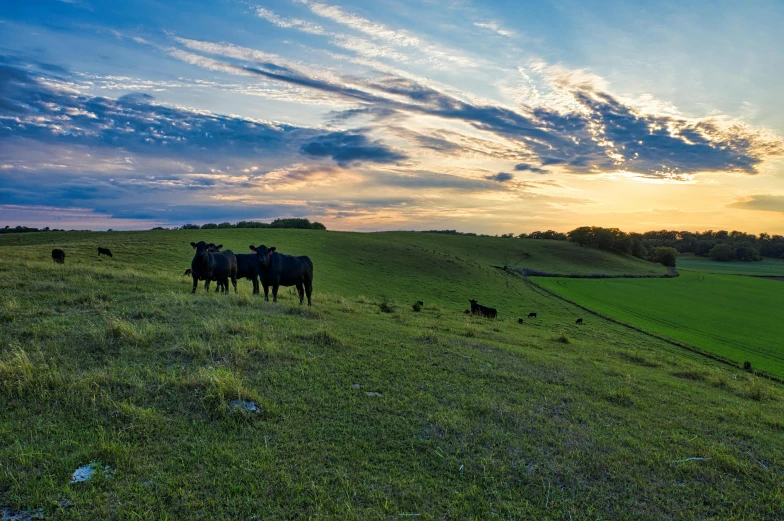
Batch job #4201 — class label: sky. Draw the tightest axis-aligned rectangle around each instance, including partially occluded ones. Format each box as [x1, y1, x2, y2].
[1, 0, 783, 233]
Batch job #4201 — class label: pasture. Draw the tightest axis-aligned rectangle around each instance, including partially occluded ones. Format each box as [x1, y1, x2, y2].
[1, 230, 782, 520]
[678, 254, 784, 276]
[536, 271, 784, 378]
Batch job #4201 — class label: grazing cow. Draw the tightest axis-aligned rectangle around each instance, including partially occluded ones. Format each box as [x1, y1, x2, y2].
[250, 244, 313, 305]
[205, 245, 260, 294]
[469, 299, 497, 319]
[528, 312, 537, 318]
[51, 248, 65, 264]
[189, 241, 237, 294]
[416, 300, 424, 307]
[518, 318, 524, 324]
[97, 247, 113, 257]
[183, 268, 192, 276]
[575, 318, 583, 325]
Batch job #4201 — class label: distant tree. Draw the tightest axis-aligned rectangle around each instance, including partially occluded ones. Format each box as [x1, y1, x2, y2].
[631, 237, 647, 259]
[217, 222, 233, 229]
[695, 240, 716, 257]
[567, 226, 594, 247]
[733, 242, 761, 262]
[648, 246, 679, 267]
[709, 243, 735, 262]
[180, 224, 200, 230]
[201, 223, 218, 229]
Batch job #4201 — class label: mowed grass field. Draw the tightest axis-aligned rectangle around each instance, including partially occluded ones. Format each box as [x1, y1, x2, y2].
[678, 254, 784, 276]
[1, 230, 782, 520]
[536, 271, 784, 378]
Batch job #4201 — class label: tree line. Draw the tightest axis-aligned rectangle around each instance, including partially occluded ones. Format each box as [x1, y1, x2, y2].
[174, 218, 326, 231]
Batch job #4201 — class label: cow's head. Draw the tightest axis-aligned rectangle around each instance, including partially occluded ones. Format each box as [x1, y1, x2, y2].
[191, 240, 211, 259]
[250, 244, 276, 267]
[469, 299, 478, 307]
[208, 243, 223, 252]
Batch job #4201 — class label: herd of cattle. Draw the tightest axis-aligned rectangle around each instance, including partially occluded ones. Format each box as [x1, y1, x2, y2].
[50, 241, 583, 322]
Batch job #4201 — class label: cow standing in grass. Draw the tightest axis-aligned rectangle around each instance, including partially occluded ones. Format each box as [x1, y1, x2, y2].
[97, 247, 113, 257]
[51, 249, 65, 264]
[208, 244, 260, 294]
[250, 244, 313, 305]
[469, 299, 497, 319]
[189, 241, 237, 294]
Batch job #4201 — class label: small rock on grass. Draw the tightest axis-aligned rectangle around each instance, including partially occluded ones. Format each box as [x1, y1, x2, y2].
[230, 400, 261, 413]
[71, 463, 114, 484]
[1, 507, 44, 520]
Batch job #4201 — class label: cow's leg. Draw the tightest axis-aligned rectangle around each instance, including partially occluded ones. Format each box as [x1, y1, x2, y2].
[205, 279, 211, 292]
[296, 282, 304, 305]
[252, 277, 259, 295]
[192, 274, 199, 294]
[263, 284, 269, 301]
[231, 274, 237, 294]
[222, 278, 231, 295]
[304, 277, 313, 306]
[272, 284, 279, 303]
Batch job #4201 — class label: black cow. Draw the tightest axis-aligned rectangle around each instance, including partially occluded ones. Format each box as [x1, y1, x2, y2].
[51, 249, 65, 264]
[97, 247, 113, 257]
[189, 241, 237, 294]
[528, 312, 537, 318]
[518, 318, 524, 324]
[183, 268, 192, 276]
[250, 244, 313, 305]
[469, 299, 497, 319]
[575, 318, 583, 325]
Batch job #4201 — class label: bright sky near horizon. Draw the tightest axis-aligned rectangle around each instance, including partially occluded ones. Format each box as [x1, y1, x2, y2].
[1, 0, 783, 233]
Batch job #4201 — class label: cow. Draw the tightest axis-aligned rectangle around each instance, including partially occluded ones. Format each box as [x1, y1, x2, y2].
[528, 312, 537, 318]
[518, 318, 524, 324]
[189, 241, 237, 294]
[469, 299, 497, 319]
[183, 268, 192, 276]
[51, 248, 65, 264]
[97, 247, 113, 257]
[203, 244, 260, 294]
[250, 244, 313, 305]
[575, 318, 583, 325]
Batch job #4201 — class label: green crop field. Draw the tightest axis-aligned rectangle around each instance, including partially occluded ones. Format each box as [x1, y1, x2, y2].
[677, 254, 784, 276]
[536, 271, 784, 378]
[1, 230, 782, 520]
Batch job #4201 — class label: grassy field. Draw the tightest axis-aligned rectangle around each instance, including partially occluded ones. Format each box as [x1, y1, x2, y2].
[677, 254, 784, 276]
[1, 230, 782, 520]
[536, 271, 784, 378]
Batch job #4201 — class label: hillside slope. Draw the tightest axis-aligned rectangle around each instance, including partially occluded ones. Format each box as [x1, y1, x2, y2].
[0, 230, 780, 520]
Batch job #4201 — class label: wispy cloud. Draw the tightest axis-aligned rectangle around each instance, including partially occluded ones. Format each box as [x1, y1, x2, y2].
[474, 21, 514, 38]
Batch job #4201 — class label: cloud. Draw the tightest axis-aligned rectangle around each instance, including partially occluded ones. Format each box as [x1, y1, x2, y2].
[729, 195, 784, 213]
[300, 132, 406, 166]
[485, 172, 514, 182]
[514, 163, 547, 174]
[474, 21, 514, 38]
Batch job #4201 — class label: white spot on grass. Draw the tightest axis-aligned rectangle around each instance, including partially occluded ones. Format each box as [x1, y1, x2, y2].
[365, 391, 384, 397]
[351, 383, 361, 389]
[71, 462, 114, 483]
[230, 400, 261, 413]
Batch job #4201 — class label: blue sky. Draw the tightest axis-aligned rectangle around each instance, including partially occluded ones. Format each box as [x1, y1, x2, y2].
[1, 0, 783, 232]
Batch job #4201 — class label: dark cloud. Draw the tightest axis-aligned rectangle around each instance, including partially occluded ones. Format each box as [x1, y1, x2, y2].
[485, 172, 514, 182]
[226, 50, 780, 177]
[514, 163, 547, 174]
[300, 132, 406, 166]
[728, 195, 784, 213]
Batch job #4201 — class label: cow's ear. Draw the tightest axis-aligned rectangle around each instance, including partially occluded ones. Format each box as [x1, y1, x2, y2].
[249, 245, 256, 251]
[190, 242, 197, 248]
[216, 244, 223, 251]
[270, 247, 276, 252]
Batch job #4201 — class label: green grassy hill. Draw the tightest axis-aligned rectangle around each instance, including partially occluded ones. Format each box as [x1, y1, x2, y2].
[678, 253, 784, 276]
[0, 230, 781, 520]
[536, 272, 784, 378]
